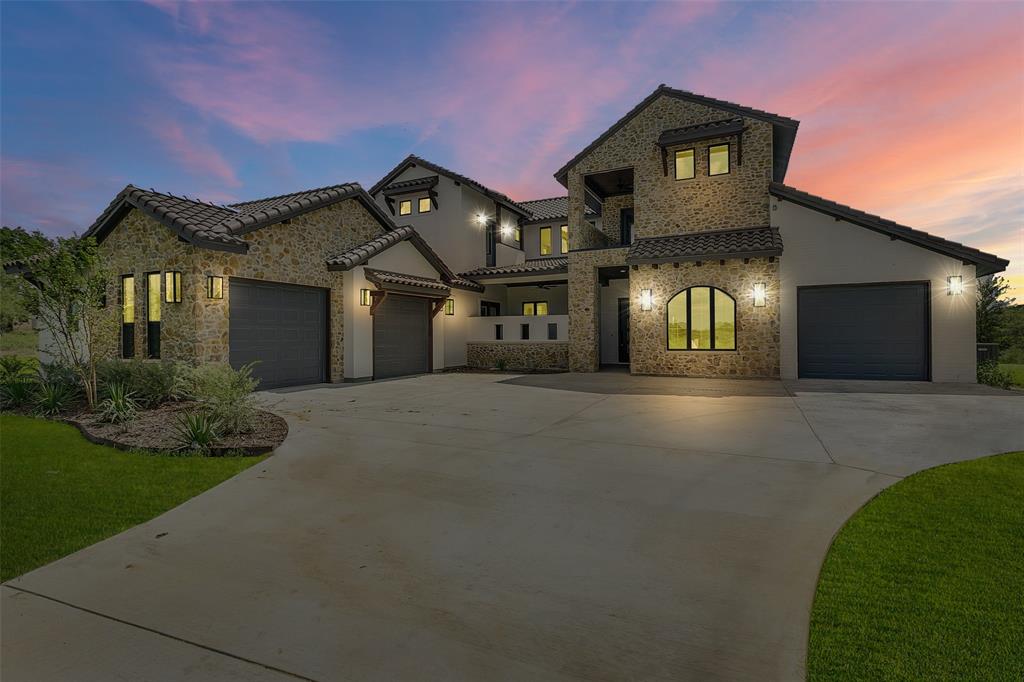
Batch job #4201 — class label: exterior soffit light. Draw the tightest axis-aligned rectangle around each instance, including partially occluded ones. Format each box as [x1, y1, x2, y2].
[947, 275, 964, 296]
[640, 289, 653, 311]
[752, 282, 767, 307]
[206, 275, 223, 300]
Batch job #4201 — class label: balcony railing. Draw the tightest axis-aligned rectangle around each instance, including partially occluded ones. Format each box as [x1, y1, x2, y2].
[467, 315, 568, 343]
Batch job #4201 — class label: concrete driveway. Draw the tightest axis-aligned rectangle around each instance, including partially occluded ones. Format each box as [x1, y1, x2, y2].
[3, 373, 1022, 681]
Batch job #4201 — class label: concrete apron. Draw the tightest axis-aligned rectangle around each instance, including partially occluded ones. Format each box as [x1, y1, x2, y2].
[3, 373, 1022, 681]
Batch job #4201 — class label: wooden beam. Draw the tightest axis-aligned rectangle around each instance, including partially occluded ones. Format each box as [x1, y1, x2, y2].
[429, 189, 439, 210]
[431, 298, 447, 318]
[369, 290, 387, 316]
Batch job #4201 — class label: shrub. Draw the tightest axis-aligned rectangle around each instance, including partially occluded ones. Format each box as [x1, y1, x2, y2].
[172, 411, 222, 454]
[977, 359, 1013, 390]
[190, 362, 259, 434]
[34, 381, 75, 416]
[131, 360, 187, 408]
[0, 377, 36, 410]
[97, 382, 138, 429]
[37, 361, 81, 395]
[0, 356, 35, 382]
[495, 358, 507, 371]
[96, 359, 134, 397]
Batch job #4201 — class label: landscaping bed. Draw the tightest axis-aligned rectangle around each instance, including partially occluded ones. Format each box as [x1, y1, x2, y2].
[70, 402, 287, 456]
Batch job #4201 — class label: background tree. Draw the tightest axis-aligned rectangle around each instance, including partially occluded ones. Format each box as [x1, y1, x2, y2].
[1, 226, 50, 331]
[976, 275, 1014, 343]
[12, 236, 115, 408]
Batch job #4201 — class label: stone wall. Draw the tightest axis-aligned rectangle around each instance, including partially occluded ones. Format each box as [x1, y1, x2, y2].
[600, 194, 633, 246]
[467, 342, 569, 370]
[566, 93, 774, 243]
[98, 199, 386, 382]
[629, 257, 780, 377]
[567, 246, 629, 372]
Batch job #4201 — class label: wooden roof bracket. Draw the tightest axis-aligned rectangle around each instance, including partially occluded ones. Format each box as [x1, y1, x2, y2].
[431, 298, 447, 318]
[369, 289, 387, 316]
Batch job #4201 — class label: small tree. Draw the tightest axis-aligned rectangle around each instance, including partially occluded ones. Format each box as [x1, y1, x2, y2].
[0, 226, 50, 331]
[13, 236, 116, 409]
[976, 275, 1014, 344]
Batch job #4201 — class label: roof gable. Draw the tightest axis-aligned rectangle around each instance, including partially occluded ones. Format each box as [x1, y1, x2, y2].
[554, 84, 800, 185]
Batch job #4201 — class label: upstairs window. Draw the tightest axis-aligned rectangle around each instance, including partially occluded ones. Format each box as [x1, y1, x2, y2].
[674, 149, 695, 180]
[522, 301, 548, 316]
[709, 144, 730, 176]
[418, 197, 431, 213]
[560, 225, 568, 253]
[399, 200, 412, 216]
[667, 286, 735, 350]
[539, 226, 552, 255]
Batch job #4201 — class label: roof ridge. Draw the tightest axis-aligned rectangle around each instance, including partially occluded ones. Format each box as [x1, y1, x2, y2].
[519, 195, 569, 204]
[229, 181, 361, 208]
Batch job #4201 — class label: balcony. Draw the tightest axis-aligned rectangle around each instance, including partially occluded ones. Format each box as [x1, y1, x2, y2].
[467, 315, 569, 343]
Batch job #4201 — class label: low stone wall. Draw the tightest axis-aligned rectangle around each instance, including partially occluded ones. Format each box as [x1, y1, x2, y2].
[467, 342, 569, 371]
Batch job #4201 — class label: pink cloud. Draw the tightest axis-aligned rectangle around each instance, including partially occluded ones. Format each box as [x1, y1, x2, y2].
[145, 114, 240, 188]
[0, 157, 117, 234]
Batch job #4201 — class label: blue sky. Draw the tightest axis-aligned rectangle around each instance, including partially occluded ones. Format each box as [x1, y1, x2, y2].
[2, 1, 1021, 294]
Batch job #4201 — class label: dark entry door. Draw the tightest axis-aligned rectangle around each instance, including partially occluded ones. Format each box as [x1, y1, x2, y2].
[798, 282, 929, 380]
[620, 208, 634, 246]
[229, 278, 327, 389]
[373, 294, 430, 379]
[618, 297, 630, 363]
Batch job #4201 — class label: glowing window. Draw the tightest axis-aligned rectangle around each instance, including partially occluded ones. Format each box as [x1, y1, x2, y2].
[418, 197, 431, 213]
[709, 144, 730, 176]
[522, 301, 548, 316]
[560, 225, 568, 253]
[399, 200, 412, 216]
[666, 287, 736, 350]
[539, 227, 552, 255]
[675, 149, 695, 179]
[121, 275, 135, 324]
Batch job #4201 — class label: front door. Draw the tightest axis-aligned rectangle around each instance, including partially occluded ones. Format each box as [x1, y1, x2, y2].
[617, 297, 630, 363]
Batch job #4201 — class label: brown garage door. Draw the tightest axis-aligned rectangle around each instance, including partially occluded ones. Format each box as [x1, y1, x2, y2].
[373, 294, 430, 379]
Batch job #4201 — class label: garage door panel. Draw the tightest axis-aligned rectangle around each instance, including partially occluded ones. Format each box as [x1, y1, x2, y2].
[229, 279, 327, 390]
[798, 283, 928, 380]
[374, 294, 429, 380]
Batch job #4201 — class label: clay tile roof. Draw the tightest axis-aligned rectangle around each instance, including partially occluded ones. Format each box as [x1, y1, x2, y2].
[381, 176, 439, 195]
[626, 226, 782, 264]
[83, 182, 394, 254]
[363, 268, 450, 292]
[369, 155, 531, 216]
[518, 196, 597, 223]
[460, 257, 568, 279]
[326, 225, 415, 271]
[769, 183, 1009, 276]
[657, 118, 745, 147]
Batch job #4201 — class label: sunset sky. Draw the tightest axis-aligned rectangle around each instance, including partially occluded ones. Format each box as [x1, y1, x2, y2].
[2, 1, 1021, 296]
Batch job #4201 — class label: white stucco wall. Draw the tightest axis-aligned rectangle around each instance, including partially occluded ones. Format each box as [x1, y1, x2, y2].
[505, 283, 568, 316]
[774, 198, 977, 382]
[599, 278, 630, 364]
[522, 222, 569, 260]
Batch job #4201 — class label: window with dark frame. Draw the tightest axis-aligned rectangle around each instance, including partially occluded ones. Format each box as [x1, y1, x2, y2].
[560, 225, 568, 254]
[145, 272, 161, 359]
[418, 197, 431, 213]
[522, 301, 548, 316]
[521, 323, 530, 340]
[666, 286, 736, 350]
[121, 275, 135, 359]
[674, 149, 695, 179]
[480, 301, 500, 316]
[547, 323, 558, 340]
[708, 144, 730, 176]
[495, 323, 503, 340]
[539, 226, 552, 255]
[399, 200, 412, 216]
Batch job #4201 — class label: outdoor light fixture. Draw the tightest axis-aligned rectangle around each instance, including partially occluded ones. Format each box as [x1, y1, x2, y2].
[445, 298, 455, 315]
[164, 271, 182, 303]
[474, 213, 488, 226]
[359, 289, 371, 306]
[500, 224, 513, 239]
[753, 282, 766, 307]
[205, 275, 223, 300]
[947, 275, 964, 296]
[640, 289, 653, 311]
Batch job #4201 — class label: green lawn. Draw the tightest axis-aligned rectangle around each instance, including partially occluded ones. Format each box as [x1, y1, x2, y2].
[999, 363, 1024, 387]
[808, 451, 1024, 680]
[0, 325, 37, 357]
[0, 414, 265, 582]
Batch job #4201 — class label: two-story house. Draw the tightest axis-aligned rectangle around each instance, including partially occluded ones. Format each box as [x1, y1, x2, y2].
[19, 85, 1005, 387]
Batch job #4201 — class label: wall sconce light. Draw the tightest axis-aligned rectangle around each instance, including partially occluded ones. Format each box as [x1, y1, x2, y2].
[474, 213, 488, 226]
[205, 275, 223, 300]
[947, 275, 964, 296]
[164, 271, 182, 303]
[752, 282, 766, 307]
[445, 298, 455, 315]
[640, 289, 653, 311]
[500, 224, 512, 239]
[359, 289, 371, 306]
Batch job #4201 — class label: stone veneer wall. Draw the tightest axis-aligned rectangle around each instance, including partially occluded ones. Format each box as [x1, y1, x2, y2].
[629, 257, 780, 377]
[599, 194, 633, 246]
[566, 93, 774, 244]
[98, 199, 385, 382]
[567, 246, 630, 372]
[467, 342, 569, 370]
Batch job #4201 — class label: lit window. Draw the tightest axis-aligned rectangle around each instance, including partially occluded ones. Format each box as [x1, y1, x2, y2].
[399, 200, 412, 216]
[560, 225, 568, 253]
[675, 149, 695, 179]
[121, 275, 135, 359]
[522, 301, 548, 316]
[709, 144, 730, 176]
[514, 227, 521, 243]
[146, 272, 161, 359]
[418, 197, 431, 213]
[667, 287, 735, 350]
[539, 227, 552, 255]
[164, 271, 182, 303]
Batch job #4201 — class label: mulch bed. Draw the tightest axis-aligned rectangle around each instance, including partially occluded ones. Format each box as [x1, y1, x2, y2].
[69, 401, 288, 456]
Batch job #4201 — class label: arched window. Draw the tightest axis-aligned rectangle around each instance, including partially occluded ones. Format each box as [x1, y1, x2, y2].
[667, 287, 736, 350]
